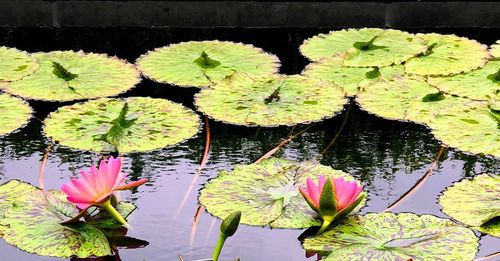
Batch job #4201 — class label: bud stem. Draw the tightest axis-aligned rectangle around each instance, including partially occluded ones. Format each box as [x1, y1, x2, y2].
[212, 234, 227, 261]
[317, 216, 334, 234]
[101, 199, 128, 227]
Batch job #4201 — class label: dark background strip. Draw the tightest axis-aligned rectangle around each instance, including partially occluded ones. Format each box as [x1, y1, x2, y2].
[0, 1, 499, 28]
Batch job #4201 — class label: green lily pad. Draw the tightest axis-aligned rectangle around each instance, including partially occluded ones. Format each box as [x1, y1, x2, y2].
[0, 46, 39, 81]
[356, 76, 499, 157]
[195, 74, 347, 127]
[0, 51, 141, 101]
[491, 40, 500, 58]
[0, 189, 111, 258]
[303, 213, 479, 261]
[427, 60, 500, 101]
[136, 41, 280, 88]
[199, 158, 364, 228]
[0, 180, 37, 217]
[356, 76, 479, 124]
[0, 93, 33, 136]
[44, 97, 200, 153]
[302, 56, 405, 96]
[439, 174, 499, 237]
[299, 28, 427, 67]
[428, 104, 500, 158]
[405, 33, 490, 76]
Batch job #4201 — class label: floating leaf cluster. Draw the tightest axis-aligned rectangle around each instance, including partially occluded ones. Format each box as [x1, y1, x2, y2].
[0, 30, 498, 260]
[0, 180, 137, 258]
[299, 29, 498, 157]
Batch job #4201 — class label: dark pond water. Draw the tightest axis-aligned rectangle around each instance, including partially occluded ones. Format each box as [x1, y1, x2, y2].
[0, 27, 499, 261]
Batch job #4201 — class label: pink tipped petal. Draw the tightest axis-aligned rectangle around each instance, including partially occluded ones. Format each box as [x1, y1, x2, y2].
[318, 176, 326, 192]
[116, 178, 148, 190]
[340, 181, 358, 210]
[110, 157, 122, 175]
[306, 177, 320, 205]
[66, 196, 95, 204]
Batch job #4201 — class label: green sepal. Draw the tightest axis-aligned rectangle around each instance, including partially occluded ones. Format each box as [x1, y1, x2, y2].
[299, 188, 320, 214]
[334, 192, 366, 221]
[319, 177, 337, 219]
[220, 211, 242, 238]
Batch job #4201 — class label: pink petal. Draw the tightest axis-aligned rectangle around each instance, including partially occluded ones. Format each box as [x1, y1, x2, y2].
[300, 186, 319, 209]
[71, 178, 98, 198]
[109, 157, 122, 178]
[76, 202, 91, 210]
[66, 195, 95, 204]
[306, 177, 320, 206]
[339, 181, 358, 210]
[317, 176, 326, 192]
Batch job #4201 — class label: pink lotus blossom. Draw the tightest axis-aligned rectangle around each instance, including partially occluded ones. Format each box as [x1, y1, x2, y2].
[61, 156, 147, 225]
[299, 176, 364, 234]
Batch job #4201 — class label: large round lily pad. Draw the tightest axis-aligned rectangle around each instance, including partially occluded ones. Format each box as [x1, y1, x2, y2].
[299, 28, 427, 67]
[405, 33, 490, 76]
[491, 40, 500, 58]
[302, 56, 405, 96]
[195, 74, 347, 127]
[0, 93, 33, 136]
[439, 174, 499, 237]
[428, 60, 500, 101]
[44, 97, 200, 153]
[427, 104, 499, 158]
[136, 41, 280, 88]
[0, 46, 39, 81]
[356, 76, 476, 124]
[199, 158, 364, 229]
[303, 213, 479, 261]
[0, 51, 141, 101]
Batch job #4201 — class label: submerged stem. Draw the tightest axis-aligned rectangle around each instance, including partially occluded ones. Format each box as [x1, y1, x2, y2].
[212, 235, 227, 261]
[384, 145, 446, 212]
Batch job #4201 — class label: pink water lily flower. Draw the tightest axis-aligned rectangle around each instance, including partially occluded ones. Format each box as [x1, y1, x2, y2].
[299, 176, 364, 234]
[61, 156, 147, 225]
